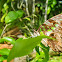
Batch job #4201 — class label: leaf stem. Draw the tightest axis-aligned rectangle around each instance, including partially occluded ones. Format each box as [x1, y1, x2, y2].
[0, 24, 10, 38]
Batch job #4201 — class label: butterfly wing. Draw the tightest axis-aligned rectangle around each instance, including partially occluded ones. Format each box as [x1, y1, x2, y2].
[37, 14, 62, 52]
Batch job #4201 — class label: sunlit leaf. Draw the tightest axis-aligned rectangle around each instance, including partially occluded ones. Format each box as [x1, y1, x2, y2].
[5, 11, 18, 23]
[3, 3, 8, 10]
[40, 6, 43, 10]
[53, 0, 57, 5]
[7, 36, 42, 62]
[51, 0, 57, 8]
[47, 7, 51, 15]
[40, 43, 49, 62]
[35, 46, 40, 55]
[7, 35, 55, 62]
[16, 10, 24, 18]
[0, 48, 10, 55]
[37, 4, 40, 7]
[0, 56, 5, 62]
[2, 37, 15, 45]
[0, 39, 4, 43]
[1, 13, 7, 22]
[24, 17, 31, 21]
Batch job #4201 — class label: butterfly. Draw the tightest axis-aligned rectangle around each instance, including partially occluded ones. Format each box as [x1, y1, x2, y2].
[37, 14, 62, 52]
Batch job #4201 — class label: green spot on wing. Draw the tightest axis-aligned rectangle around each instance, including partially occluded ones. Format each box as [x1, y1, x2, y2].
[51, 27, 55, 30]
[47, 29, 52, 32]
[47, 26, 49, 28]
[60, 19, 62, 21]
[40, 31, 44, 35]
[57, 17, 59, 18]
[42, 26, 45, 28]
[55, 24, 58, 27]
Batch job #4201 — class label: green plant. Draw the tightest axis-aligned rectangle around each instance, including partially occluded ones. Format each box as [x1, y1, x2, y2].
[7, 34, 55, 62]
[0, 37, 16, 62]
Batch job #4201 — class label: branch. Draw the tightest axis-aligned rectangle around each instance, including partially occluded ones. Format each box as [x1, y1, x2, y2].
[44, 0, 48, 21]
[17, 0, 23, 9]
[0, 24, 10, 38]
[11, 1, 15, 11]
[25, 25, 34, 37]
[32, 0, 35, 24]
[20, 0, 23, 9]
[25, 0, 30, 16]
[32, 0, 35, 14]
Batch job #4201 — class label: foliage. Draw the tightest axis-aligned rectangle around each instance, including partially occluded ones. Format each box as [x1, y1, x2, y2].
[0, 37, 15, 62]
[5, 10, 24, 24]
[0, 48, 10, 56]
[0, 0, 62, 62]
[7, 35, 54, 62]
[31, 43, 49, 62]
[0, 37, 15, 44]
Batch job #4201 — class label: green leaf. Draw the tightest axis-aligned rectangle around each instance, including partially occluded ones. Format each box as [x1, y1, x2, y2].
[0, 56, 5, 62]
[24, 17, 31, 21]
[40, 6, 43, 10]
[51, 0, 57, 8]
[7, 36, 42, 62]
[0, 39, 4, 43]
[40, 31, 44, 35]
[2, 37, 15, 45]
[1, 13, 7, 22]
[5, 11, 18, 23]
[0, 0, 6, 13]
[0, 29, 2, 36]
[51, 4, 54, 8]
[30, 51, 44, 62]
[41, 47, 49, 62]
[47, 7, 51, 15]
[31, 43, 49, 62]
[37, 4, 40, 7]
[35, 46, 40, 55]
[3, 3, 8, 10]
[40, 43, 49, 62]
[53, 0, 57, 5]
[0, 48, 10, 55]
[16, 10, 24, 18]
[7, 35, 55, 62]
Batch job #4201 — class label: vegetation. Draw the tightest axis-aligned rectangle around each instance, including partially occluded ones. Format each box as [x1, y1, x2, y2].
[0, 0, 62, 62]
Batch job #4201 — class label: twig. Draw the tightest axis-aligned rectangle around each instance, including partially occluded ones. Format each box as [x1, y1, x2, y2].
[32, 0, 35, 24]
[25, 25, 34, 37]
[44, 0, 48, 21]
[20, 0, 23, 9]
[32, 0, 35, 14]
[17, 0, 23, 9]
[11, 1, 15, 11]
[0, 24, 10, 38]
[25, 0, 30, 16]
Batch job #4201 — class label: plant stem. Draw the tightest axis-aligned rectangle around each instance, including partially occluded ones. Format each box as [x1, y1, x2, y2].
[0, 24, 10, 38]
[44, 0, 48, 21]
[25, 0, 30, 16]
[32, 0, 35, 24]
[11, 1, 15, 11]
